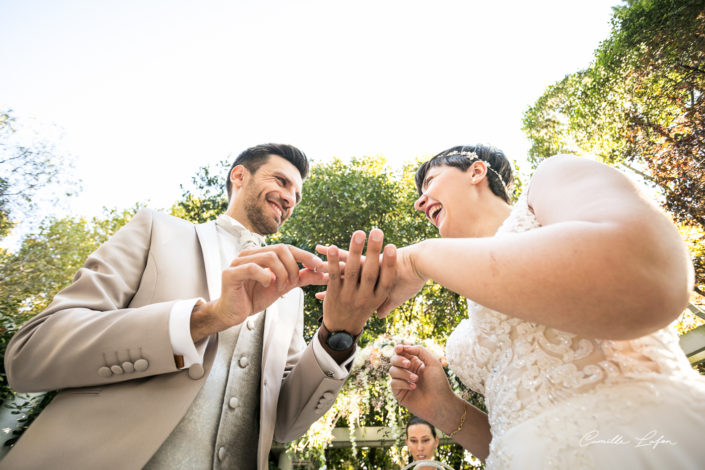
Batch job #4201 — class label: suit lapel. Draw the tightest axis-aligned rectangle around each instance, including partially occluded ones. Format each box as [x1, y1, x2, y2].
[195, 221, 221, 301]
[258, 291, 299, 468]
[262, 291, 298, 370]
[262, 300, 279, 371]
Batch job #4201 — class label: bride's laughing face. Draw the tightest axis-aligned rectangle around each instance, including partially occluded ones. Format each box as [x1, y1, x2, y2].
[414, 164, 478, 238]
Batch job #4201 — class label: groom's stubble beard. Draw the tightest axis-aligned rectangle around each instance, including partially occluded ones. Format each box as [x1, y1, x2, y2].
[243, 185, 290, 236]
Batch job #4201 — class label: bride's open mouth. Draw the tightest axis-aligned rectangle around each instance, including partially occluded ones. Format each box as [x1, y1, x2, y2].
[426, 203, 443, 226]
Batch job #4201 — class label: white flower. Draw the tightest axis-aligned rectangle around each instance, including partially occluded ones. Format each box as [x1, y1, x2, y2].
[381, 344, 395, 358]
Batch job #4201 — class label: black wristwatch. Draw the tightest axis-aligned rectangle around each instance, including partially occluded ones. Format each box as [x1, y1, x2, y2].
[318, 319, 362, 352]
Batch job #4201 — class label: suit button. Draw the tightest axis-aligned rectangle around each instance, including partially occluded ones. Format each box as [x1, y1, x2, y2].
[322, 391, 333, 400]
[122, 361, 135, 373]
[218, 446, 226, 461]
[228, 397, 239, 409]
[110, 365, 124, 375]
[134, 358, 149, 372]
[188, 364, 205, 380]
[246, 318, 255, 330]
[98, 366, 112, 378]
[239, 356, 249, 368]
[324, 370, 334, 378]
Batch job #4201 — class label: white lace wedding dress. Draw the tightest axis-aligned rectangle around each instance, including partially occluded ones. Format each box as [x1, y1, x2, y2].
[446, 196, 705, 469]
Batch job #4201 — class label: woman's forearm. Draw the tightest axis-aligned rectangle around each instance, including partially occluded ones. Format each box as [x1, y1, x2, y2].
[433, 394, 491, 462]
[409, 217, 691, 339]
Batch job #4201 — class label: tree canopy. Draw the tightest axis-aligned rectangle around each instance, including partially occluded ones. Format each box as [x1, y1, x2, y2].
[522, 0, 705, 295]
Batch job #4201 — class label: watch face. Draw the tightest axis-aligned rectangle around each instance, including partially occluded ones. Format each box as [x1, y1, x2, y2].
[327, 331, 354, 351]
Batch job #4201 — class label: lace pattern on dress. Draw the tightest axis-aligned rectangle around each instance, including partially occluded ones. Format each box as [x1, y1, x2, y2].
[445, 194, 705, 468]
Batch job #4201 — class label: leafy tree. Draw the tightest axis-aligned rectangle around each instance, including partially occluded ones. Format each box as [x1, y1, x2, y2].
[171, 159, 229, 224]
[0, 110, 80, 239]
[522, 0, 705, 295]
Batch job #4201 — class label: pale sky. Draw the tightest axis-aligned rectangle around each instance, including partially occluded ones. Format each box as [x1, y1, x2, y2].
[1, 0, 618, 225]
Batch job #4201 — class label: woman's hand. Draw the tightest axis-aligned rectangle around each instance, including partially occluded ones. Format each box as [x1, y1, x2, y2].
[389, 344, 454, 424]
[315, 242, 428, 318]
[376, 245, 427, 317]
[391, 344, 492, 461]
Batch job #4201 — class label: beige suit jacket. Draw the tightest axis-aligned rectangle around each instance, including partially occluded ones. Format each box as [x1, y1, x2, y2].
[2, 209, 344, 469]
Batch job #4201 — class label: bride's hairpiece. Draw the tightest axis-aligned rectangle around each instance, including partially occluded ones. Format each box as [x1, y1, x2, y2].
[443, 150, 511, 198]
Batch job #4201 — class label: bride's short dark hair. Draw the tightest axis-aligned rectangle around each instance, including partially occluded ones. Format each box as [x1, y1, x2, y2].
[415, 144, 514, 203]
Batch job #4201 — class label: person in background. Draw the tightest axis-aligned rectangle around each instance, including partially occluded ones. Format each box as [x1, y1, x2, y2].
[405, 416, 441, 469]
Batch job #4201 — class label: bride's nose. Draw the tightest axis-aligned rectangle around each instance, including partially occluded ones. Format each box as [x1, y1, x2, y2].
[414, 193, 428, 212]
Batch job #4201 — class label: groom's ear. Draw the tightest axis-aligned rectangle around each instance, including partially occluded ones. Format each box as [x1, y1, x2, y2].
[230, 165, 248, 191]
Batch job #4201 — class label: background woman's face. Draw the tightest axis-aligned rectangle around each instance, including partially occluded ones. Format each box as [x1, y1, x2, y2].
[406, 423, 439, 461]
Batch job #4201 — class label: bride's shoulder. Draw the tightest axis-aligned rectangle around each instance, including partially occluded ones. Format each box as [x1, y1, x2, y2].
[525, 154, 644, 226]
[526, 154, 601, 199]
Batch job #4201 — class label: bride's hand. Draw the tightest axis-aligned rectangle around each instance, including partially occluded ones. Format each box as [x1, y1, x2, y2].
[376, 245, 427, 317]
[315, 244, 427, 318]
[389, 344, 454, 422]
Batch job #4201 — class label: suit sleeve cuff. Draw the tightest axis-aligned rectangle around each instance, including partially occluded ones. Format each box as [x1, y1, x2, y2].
[169, 298, 209, 369]
[312, 333, 353, 379]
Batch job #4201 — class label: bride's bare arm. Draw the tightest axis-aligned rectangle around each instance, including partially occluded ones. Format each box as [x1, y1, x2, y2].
[404, 155, 693, 340]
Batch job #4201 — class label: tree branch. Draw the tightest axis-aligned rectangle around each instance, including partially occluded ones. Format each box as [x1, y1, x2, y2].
[677, 63, 705, 75]
[616, 161, 662, 186]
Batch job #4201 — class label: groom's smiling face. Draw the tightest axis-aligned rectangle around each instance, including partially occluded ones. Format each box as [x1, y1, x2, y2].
[230, 155, 303, 235]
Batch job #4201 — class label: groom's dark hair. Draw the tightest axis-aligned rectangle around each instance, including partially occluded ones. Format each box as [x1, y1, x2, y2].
[415, 144, 514, 203]
[225, 143, 309, 200]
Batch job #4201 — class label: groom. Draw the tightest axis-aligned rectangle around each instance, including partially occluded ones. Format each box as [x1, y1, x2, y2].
[2, 143, 396, 469]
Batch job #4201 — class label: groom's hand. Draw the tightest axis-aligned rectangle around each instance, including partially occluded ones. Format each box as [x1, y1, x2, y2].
[190, 244, 326, 343]
[318, 229, 396, 360]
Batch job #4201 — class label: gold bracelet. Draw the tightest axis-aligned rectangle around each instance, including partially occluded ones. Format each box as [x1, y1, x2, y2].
[448, 405, 467, 438]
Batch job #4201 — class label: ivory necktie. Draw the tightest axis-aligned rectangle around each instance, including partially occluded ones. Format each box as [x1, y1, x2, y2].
[237, 227, 263, 251]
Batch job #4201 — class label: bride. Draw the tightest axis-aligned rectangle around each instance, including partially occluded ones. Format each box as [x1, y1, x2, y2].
[381, 145, 705, 468]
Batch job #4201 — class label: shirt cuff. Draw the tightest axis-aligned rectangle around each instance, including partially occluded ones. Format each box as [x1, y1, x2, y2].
[169, 298, 209, 369]
[312, 333, 354, 379]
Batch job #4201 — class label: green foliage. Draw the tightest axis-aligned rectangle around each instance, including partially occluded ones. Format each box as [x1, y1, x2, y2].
[522, 0, 705, 295]
[171, 159, 229, 223]
[0, 178, 15, 239]
[1, 392, 57, 447]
